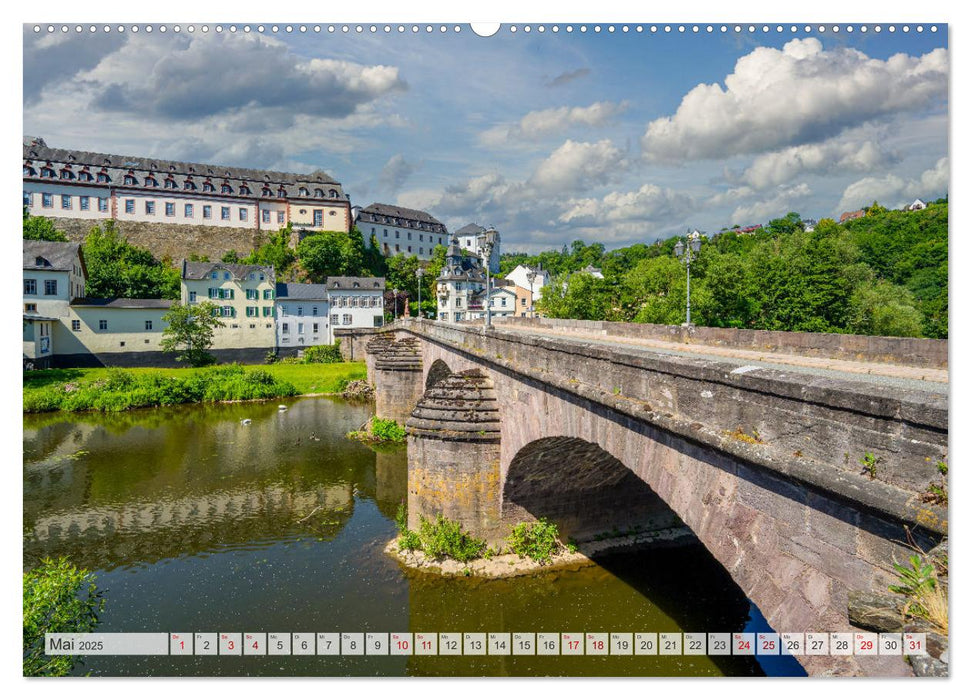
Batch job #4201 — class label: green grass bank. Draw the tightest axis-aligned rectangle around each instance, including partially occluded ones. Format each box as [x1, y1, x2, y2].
[23, 362, 367, 413]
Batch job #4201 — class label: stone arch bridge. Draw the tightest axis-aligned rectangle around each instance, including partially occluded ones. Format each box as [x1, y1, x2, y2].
[337, 319, 947, 676]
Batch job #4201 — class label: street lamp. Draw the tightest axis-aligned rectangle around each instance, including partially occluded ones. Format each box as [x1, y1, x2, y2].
[416, 267, 424, 321]
[526, 268, 537, 318]
[481, 241, 494, 329]
[392, 287, 398, 321]
[673, 232, 702, 326]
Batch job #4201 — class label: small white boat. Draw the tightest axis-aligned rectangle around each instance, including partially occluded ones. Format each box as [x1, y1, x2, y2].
[240, 418, 252, 425]
[278, 405, 288, 411]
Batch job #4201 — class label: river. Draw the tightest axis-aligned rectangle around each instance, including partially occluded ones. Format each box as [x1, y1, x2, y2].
[23, 396, 805, 677]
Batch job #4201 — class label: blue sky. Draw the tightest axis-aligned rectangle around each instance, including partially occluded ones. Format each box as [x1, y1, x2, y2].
[23, 23, 948, 253]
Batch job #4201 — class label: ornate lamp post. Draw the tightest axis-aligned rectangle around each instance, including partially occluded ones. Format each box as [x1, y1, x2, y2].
[526, 268, 537, 317]
[673, 232, 702, 326]
[392, 287, 398, 321]
[416, 267, 424, 320]
[481, 241, 494, 329]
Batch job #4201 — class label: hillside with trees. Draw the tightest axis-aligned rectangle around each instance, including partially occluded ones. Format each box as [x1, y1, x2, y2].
[23, 211, 445, 317]
[512, 200, 947, 339]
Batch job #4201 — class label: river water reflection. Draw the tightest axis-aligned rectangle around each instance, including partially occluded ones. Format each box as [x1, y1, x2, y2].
[23, 397, 803, 677]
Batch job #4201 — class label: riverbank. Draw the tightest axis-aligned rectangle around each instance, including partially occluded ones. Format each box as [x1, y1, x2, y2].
[386, 525, 695, 578]
[23, 362, 366, 413]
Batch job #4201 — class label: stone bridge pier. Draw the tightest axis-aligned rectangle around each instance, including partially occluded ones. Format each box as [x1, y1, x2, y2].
[371, 334, 423, 426]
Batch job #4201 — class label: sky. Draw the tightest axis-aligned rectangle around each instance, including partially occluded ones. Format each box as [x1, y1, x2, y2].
[22, 22, 949, 253]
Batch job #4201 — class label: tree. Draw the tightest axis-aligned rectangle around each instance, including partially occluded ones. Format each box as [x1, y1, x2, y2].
[23, 557, 105, 676]
[296, 230, 369, 282]
[242, 225, 296, 276]
[847, 279, 924, 338]
[23, 208, 68, 241]
[160, 301, 223, 366]
[83, 221, 180, 299]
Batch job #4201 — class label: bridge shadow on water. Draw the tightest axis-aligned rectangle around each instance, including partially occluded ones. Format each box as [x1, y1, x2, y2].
[586, 544, 807, 677]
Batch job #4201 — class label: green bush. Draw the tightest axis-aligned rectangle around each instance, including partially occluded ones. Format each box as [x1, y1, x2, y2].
[303, 341, 342, 364]
[23, 557, 105, 676]
[370, 417, 406, 443]
[398, 529, 422, 552]
[507, 518, 561, 564]
[416, 514, 487, 562]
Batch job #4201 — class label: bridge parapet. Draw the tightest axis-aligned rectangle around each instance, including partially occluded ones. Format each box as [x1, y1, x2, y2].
[485, 316, 948, 369]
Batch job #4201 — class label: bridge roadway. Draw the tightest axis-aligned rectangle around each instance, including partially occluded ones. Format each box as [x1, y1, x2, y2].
[493, 323, 948, 395]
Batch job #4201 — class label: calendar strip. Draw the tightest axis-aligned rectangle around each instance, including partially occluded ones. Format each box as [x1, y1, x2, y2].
[45, 632, 929, 657]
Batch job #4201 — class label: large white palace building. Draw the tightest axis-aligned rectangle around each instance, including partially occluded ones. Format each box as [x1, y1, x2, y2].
[353, 202, 450, 261]
[23, 136, 352, 235]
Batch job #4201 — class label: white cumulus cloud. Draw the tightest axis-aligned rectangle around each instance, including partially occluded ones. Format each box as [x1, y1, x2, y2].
[836, 157, 949, 212]
[743, 139, 897, 189]
[527, 139, 629, 195]
[642, 38, 947, 162]
[730, 183, 813, 224]
[480, 101, 629, 147]
[559, 184, 694, 226]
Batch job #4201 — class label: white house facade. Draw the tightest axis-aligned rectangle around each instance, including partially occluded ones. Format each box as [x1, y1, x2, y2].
[275, 283, 331, 350]
[326, 277, 386, 336]
[354, 203, 449, 260]
[436, 237, 486, 323]
[506, 264, 549, 303]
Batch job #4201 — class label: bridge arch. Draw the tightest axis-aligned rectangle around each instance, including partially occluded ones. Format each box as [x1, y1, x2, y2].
[502, 436, 682, 541]
[425, 359, 452, 390]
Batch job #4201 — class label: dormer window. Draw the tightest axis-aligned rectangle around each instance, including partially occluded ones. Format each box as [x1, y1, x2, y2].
[239, 184, 251, 195]
[262, 186, 272, 197]
[277, 188, 287, 198]
[23, 164, 36, 176]
[79, 170, 93, 182]
[221, 183, 233, 194]
[329, 189, 338, 198]
[123, 173, 138, 186]
[169, 165, 176, 172]
[188, 166, 196, 174]
[59, 168, 74, 180]
[314, 188, 324, 198]
[203, 181, 215, 193]
[298, 187, 309, 197]
[184, 178, 197, 191]
[145, 176, 158, 187]
[164, 177, 177, 189]
[97, 170, 110, 183]
[40, 165, 55, 178]
[353, 282, 360, 288]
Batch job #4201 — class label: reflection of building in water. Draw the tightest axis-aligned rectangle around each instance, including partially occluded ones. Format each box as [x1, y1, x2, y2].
[23, 398, 375, 570]
[26, 482, 354, 569]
